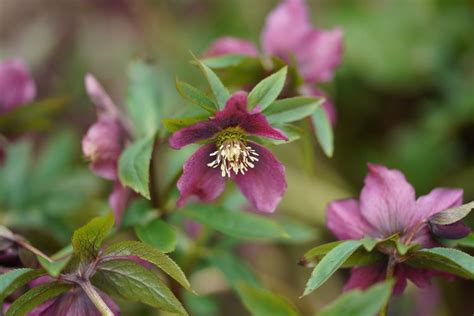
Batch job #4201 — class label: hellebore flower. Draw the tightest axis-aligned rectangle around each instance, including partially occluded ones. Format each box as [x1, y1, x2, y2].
[170, 91, 288, 213]
[326, 164, 471, 294]
[204, 0, 342, 122]
[82, 74, 131, 222]
[0, 58, 36, 114]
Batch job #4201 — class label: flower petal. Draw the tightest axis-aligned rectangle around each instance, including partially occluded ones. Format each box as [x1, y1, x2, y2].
[169, 120, 219, 149]
[85, 73, 120, 119]
[109, 181, 131, 225]
[430, 220, 470, 239]
[343, 264, 385, 292]
[360, 164, 417, 237]
[397, 264, 433, 290]
[0, 58, 36, 113]
[415, 188, 463, 224]
[326, 198, 373, 240]
[204, 37, 258, 57]
[233, 142, 286, 213]
[176, 144, 226, 207]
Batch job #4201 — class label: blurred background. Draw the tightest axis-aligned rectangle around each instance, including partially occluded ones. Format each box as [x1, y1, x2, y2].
[1, 0, 473, 315]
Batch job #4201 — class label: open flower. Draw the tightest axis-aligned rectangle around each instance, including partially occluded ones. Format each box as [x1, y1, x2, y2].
[82, 74, 131, 222]
[170, 91, 288, 213]
[0, 58, 36, 114]
[326, 164, 470, 294]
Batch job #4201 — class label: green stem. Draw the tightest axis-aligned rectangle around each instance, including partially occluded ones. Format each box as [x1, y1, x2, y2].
[149, 137, 161, 209]
[16, 239, 53, 263]
[380, 256, 396, 316]
[80, 281, 114, 316]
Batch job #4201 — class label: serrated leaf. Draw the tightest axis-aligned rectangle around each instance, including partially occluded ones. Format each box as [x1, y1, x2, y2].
[264, 96, 323, 124]
[208, 251, 259, 289]
[194, 58, 230, 109]
[429, 201, 474, 225]
[135, 218, 177, 253]
[237, 282, 301, 316]
[0, 269, 46, 301]
[200, 54, 256, 69]
[118, 135, 155, 199]
[126, 60, 162, 137]
[318, 280, 394, 316]
[311, 107, 334, 157]
[181, 204, 287, 239]
[6, 283, 71, 316]
[102, 240, 191, 291]
[71, 213, 114, 261]
[302, 240, 362, 296]
[175, 79, 217, 112]
[248, 66, 287, 110]
[37, 245, 73, 277]
[162, 116, 207, 133]
[93, 259, 187, 315]
[405, 247, 474, 279]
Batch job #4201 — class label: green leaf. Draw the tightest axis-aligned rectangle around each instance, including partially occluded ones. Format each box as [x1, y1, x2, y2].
[318, 280, 394, 316]
[311, 107, 334, 157]
[429, 201, 474, 225]
[302, 240, 362, 296]
[201, 54, 256, 69]
[455, 233, 474, 248]
[237, 282, 301, 316]
[194, 58, 230, 109]
[276, 218, 319, 244]
[37, 245, 72, 277]
[266, 124, 302, 145]
[183, 291, 218, 316]
[6, 283, 71, 316]
[248, 66, 287, 110]
[405, 247, 474, 279]
[264, 96, 323, 124]
[126, 60, 162, 137]
[360, 236, 379, 252]
[71, 213, 114, 261]
[0, 269, 46, 301]
[135, 218, 177, 253]
[175, 78, 218, 112]
[162, 116, 207, 133]
[102, 240, 192, 291]
[118, 135, 155, 199]
[181, 204, 287, 239]
[93, 259, 187, 315]
[208, 251, 259, 289]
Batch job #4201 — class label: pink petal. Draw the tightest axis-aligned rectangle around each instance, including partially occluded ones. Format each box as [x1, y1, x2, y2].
[109, 181, 131, 225]
[409, 225, 439, 248]
[0, 58, 36, 113]
[296, 28, 343, 83]
[300, 85, 336, 124]
[360, 164, 417, 237]
[169, 120, 220, 149]
[85, 73, 120, 119]
[343, 264, 385, 291]
[176, 144, 226, 207]
[415, 188, 463, 223]
[261, 0, 311, 57]
[204, 36, 258, 57]
[326, 198, 373, 240]
[233, 142, 286, 213]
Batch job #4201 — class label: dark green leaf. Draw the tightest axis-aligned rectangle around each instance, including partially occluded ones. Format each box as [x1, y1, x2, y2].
[71, 213, 114, 261]
[194, 58, 230, 109]
[248, 67, 287, 110]
[208, 251, 259, 289]
[264, 96, 323, 124]
[6, 283, 71, 316]
[135, 218, 177, 253]
[175, 78, 218, 112]
[118, 135, 155, 199]
[102, 240, 192, 291]
[429, 201, 474, 225]
[311, 107, 334, 157]
[93, 259, 187, 315]
[302, 240, 362, 296]
[201, 54, 256, 69]
[181, 204, 287, 239]
[162, 116, 207, 133]
[0, 269, 46, 301]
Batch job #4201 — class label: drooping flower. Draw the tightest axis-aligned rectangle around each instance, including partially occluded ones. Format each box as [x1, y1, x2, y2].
[0, 58, 36, 113]
[204, 0, 342, 122]
[170, 91, 288, 213]
[326, 164, 470, 294]
[82, 74, 131, 222]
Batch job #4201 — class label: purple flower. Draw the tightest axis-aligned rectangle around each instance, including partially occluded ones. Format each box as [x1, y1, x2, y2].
[205, 36, 259, 57]
[0, 58, 36, 113]
[326, 164, 470, 295]
[82, 74, 130, 223]
[170, 91, 288, 213]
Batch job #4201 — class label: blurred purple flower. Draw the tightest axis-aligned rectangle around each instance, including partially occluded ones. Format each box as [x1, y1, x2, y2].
[82, 74, 130, 223]
[326, 164, 470, 295]
[205, 37, 259, 57]
[0, 58, 36, 113]
[170, 91, 288, 213]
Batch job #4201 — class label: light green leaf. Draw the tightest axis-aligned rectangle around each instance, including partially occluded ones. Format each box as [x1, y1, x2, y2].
[71, 213, 114, 261]
[102, 240, 192, 291]
[0, 269, 46, 301]
[302, 240, 362, 296]
[181, 204, 287, 239]
[264, 96, 323, 124]
[237, 282, 301, 316]
[175, 78, 218, 113]
[6, 283, 71, 316]
[194, 58, 230, 109]
[318, 280, 394, 316]
[118, 135, 155, 199]
[311, 107, 334, 157]
[93, 259, 187, 315]
[200, 54, 256, 69]
[248, 66, 287, 110]
[429, 201, 474, 225]
[37, 245, 72, 277]
[266, 124, 302, 145]
[208, 251, 259, 289]
[135, 218, 177, 253]
[126, 60, 162, 137]
[162, 116, 207, 133]
[277, 218, 319, 244]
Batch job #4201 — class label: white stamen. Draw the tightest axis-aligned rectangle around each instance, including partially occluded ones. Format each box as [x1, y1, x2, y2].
[208, 140, 259, 177]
